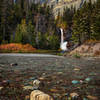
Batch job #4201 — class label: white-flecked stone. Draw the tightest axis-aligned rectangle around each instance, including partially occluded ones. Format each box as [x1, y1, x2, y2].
[30, 90, 53, 100]
[0, 87, 3, 91]
[33, 80, 40, 90]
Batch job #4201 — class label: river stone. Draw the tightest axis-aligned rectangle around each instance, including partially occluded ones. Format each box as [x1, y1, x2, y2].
[57, 72, 63, 75]
[0, 87, 3, 91]
[30, 90, 53, 100]
[89, 72, 97, 76]
[50, 88, 59, 92]
[10, 63, 18, 66]
[39, 77, 45, 81]
[85, 78, 92, 82]
[23, 86, 33, 90]
[70, 92, 79, 98]
[87, 95, 98, 100]
[53, 93, 60, 98]
[72, 80, 80, 84]
[1, 80, 10, 86]
[33, 79, 40, 90]
[83, 98, 88, 100]
[29, 77, 36, 81]
[74, 68, 80, 71]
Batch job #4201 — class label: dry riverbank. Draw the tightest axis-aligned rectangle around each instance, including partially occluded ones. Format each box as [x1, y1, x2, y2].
[0, 54, 100, 100]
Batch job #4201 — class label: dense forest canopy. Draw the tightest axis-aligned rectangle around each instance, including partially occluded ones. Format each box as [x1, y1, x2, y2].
[0, 0, 100, 50]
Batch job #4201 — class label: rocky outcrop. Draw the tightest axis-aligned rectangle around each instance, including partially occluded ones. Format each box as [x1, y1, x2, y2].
[48, 0, 97, 18]
[70, 42, 100, 56]
[30, 90, 53, 100]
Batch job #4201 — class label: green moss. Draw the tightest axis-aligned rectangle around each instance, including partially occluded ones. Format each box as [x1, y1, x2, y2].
[73, 53, 81, 58]
[0, 49, 59, 54]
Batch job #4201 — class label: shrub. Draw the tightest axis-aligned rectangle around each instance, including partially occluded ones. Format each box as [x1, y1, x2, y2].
[37, 32, 60, 50]
[73, 53, 81, 58]
[0, 43, 36, 53]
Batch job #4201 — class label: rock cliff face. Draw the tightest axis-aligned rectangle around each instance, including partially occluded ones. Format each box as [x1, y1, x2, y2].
[70, 42, 100, 57]
[12, 0, 97, 17]
[47, 0, 97, 18]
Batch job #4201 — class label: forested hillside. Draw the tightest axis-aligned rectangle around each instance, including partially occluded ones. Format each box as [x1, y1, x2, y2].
[72, 0, 100, 44]
[0, 0, 59, 50]
[0, 0, 100, 50]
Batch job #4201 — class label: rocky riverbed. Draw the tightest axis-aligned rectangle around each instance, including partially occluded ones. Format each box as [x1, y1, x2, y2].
[0, 53, 100, 100]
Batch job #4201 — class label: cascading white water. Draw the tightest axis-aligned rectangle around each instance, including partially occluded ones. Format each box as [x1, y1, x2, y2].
[60, 28, 68, 51]
[60, 28, 64, 45]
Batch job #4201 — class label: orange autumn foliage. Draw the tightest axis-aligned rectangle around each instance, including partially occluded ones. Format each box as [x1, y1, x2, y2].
[0, 43, 36, 53]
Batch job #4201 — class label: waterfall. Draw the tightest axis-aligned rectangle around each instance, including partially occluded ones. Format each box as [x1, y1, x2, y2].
[60, 28, 64, 45]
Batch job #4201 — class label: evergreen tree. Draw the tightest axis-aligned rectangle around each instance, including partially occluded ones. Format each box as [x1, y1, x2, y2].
[63, 7, 75, 27]
[0, 0, 3, 43]
[72, 10, 82, 44]
[27, 21, 36, 46]
[0, 0, 8, 42]
[72, 1, 94, 44]
[91, 0, 100, 40]
[15, 19, 28, 43]
[0, 0, 17, 43]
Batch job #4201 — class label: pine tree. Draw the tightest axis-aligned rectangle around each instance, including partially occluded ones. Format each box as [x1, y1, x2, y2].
[1, 0, 8, 42]
[91, 0, 100, 40]
[0, 0, 3, 43]
[15, 19, 28, 43]
[72, 10, 82, 44]
[63, 7, 74, 27]
[0, 0, 16, 43]
[72, 1, 94, 44]
[27, 21, 36, 46]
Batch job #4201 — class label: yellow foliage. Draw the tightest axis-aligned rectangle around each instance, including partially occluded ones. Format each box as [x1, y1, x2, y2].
[56, 18, 67, 29]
